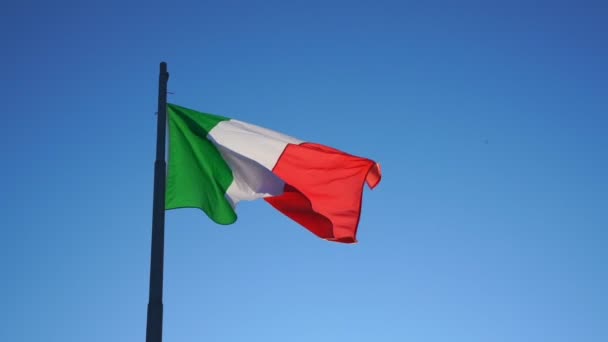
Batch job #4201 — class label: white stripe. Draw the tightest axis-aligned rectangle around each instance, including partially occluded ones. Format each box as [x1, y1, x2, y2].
[208, 119, 303, 208]
[215, 144, 285, 207]
[208, 120, 303, 170]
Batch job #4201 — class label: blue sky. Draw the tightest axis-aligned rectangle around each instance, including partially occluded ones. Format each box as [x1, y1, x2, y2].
[2, 1, 607, 341]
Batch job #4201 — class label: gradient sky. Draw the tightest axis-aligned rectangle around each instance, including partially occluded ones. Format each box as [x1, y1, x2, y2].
[2, 1, 607, 341]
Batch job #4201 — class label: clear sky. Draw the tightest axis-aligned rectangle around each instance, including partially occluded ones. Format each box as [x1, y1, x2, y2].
[2, 1, 607, 341]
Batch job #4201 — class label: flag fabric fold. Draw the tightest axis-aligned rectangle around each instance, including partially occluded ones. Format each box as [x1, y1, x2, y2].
[166, 103, 381, 243]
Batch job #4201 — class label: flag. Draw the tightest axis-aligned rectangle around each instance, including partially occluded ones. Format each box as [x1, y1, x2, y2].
[166, 103, 381, 243]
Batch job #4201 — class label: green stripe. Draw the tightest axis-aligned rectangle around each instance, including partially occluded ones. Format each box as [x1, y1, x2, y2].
[165, 104, 237, 224]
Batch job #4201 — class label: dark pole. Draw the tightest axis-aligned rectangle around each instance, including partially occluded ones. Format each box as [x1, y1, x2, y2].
[146, 62, 169, 342]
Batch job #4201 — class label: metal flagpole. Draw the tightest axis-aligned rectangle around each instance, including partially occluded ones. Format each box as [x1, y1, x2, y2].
[146, 61, 169, 342]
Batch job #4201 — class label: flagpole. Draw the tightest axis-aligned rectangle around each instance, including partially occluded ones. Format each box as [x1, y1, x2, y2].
[146, 61, 169, 342]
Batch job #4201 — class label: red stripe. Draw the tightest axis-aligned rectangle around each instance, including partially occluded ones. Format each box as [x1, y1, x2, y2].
[264, 143, 381, 243]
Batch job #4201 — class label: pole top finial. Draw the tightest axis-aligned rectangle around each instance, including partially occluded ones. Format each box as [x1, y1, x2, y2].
[159, 62, 169, 79]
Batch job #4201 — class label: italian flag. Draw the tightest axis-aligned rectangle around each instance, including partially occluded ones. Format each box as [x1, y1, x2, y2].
[166, 104, 382, 243]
